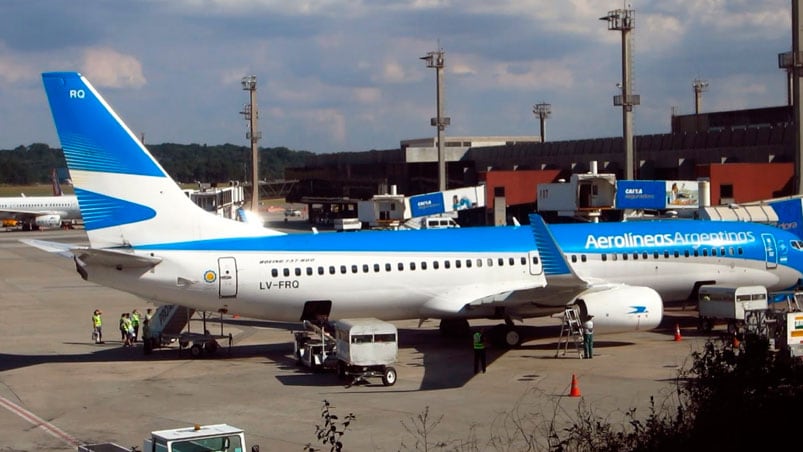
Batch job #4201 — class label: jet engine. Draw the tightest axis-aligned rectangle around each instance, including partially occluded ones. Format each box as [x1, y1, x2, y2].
[35, 214, 61, 229]
[574, 286, 663, 334]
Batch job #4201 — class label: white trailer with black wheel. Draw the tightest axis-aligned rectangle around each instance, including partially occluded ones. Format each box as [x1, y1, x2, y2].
[334, 318, 398, 386]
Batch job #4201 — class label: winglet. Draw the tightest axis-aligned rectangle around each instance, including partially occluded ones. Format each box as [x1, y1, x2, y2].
[528, 213, 572, 276]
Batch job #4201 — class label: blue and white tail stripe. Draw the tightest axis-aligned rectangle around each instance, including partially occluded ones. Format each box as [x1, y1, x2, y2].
[42, 72, 280, 249]
[528, 213, 572, 276]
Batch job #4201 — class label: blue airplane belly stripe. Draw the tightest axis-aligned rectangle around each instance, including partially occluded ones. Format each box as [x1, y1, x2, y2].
[136, 227, 535, 253]
[42, 72, 165, 177]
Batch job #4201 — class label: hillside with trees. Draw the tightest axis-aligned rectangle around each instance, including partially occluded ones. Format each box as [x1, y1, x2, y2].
[0, 143, 313, 184]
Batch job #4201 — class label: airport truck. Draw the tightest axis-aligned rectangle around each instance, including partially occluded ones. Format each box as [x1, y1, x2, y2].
[77, 423, 258, 452]
[334, 318, 398, 386]
[697, 285, 768, 334]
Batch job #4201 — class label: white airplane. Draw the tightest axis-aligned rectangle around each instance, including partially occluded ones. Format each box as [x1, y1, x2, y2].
[0, 173, 80, 230]
[25, 72, 803, 347]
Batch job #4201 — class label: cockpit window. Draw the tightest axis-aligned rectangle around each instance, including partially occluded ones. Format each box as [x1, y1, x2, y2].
[792, 240, 803, 250]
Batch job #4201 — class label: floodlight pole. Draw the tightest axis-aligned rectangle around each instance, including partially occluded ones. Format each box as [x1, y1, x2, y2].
[241, 76, 261, 211]
[533, 102, 551, 142]
[601, 8, 639, 180]
[421, 49, 450, 192]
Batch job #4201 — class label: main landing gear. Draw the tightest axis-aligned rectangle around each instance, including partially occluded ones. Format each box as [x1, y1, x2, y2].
[438, 318, 523, 348]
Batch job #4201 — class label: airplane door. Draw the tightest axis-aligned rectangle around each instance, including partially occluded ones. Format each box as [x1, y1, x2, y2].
[761, 233, 778, 269]
[218, 257, 238, 298]
[528, 250, 544, 275]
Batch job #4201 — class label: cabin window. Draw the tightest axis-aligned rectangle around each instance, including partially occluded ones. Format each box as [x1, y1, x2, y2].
[283, 268, 290, 277]
[693, 250, 699, 257]
[520, 256, 527, 265]
[642, 252, 648, 259]
[385, 263, 392, 272]
[433, 261, 440, 270]
[622, 253, 628, 260]
[509, 257, 515, 266]
[362, 264, 369, 273]
[421, 262, 428, 270]
[410, 262, 416, 271]
[271, 269, 278, 277]
[498, 258, 505, 266]
[476, 259, 482, 268]
[488, 258, 494, 267]
[318, 267, 325, 275]
[673, 251, 679, 258]
[445, 260, 451, 269]
[729, 248, 735, 256]
[455, 260, 462, 269]
[703, 249, 708, 257]
[738, 248, 743, 255]
[306, 267, 313, 276]
[664, 251, 670, 258]
[712, 248, 717, 256]
[653, 252, 659, 259]
[340, 265, 347, 274]
[295, 268, 302, 276]
[373, 264, 380, 272]
[720, 247, 726, 256]
[397, 262, 404, 271]
[581, 255, 587, 262]
[571, 255, 577, 263]
[329, 266, 336, 275]
[633, 253, 639, 260]
[350, 265, 357, 274]
[466, 259, 472, 268]
[601, 254, 607, 262]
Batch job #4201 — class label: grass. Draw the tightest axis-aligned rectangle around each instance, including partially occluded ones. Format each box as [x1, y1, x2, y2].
[0, 184, 75, 197]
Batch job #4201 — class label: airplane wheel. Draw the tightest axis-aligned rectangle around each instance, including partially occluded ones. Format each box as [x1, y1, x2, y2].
[337, 361, 347, 380]
[503, 328, 521, 348]
[190, 344, 203, 358]
[382, 367, 397, 386]
[204, 340, 219, 354]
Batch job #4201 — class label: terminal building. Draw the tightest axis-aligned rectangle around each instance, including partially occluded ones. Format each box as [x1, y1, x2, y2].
[285, 104, 796, 226]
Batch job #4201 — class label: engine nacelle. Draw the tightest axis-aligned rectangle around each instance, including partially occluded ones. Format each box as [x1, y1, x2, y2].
[35, 214, 61, 228]
[574, 286, 663, 334]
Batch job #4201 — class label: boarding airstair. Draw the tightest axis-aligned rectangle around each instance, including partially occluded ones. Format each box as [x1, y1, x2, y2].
[142, 305, 230, 357]
[556, 306, 584, 358]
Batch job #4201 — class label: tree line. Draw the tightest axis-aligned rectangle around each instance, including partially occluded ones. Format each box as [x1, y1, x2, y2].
[0, 143, 314, 184]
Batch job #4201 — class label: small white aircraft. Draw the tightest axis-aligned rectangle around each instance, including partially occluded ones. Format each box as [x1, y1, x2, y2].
[26, 72, 803, 347]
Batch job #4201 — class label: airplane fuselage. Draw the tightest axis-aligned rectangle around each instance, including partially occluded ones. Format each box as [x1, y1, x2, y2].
[81, 220, 803, 323]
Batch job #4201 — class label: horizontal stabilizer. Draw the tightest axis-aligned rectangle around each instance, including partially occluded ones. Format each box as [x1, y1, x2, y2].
[74, 248, 162, 269]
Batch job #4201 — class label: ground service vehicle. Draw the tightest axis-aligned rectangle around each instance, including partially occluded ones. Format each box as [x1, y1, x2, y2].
[698, 285, 768, 333]
[335, 318, 398, 386]
[77, 423, 257, 452]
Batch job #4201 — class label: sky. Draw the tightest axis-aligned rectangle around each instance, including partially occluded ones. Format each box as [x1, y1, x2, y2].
[0, 0, 795, 154]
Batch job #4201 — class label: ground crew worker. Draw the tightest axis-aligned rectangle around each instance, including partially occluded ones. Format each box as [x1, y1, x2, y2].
[92, 309, 103, 344]
[121, 313, 133, 347]
[473, 328, 487, 374]
[131, 309, 141, 342]
[583, 315, 594, 359]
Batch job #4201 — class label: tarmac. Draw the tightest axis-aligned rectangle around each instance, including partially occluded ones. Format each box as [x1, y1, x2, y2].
[0, 217, 711, 451]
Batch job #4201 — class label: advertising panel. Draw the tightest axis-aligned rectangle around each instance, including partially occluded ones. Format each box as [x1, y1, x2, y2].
[409, 193, 445, 217]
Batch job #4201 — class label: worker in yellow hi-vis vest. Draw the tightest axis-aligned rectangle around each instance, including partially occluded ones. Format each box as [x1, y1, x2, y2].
[473, 328, 487, 374]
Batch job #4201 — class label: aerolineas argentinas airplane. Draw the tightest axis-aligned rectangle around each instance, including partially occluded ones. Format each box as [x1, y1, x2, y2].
[26, 72, 803, 347]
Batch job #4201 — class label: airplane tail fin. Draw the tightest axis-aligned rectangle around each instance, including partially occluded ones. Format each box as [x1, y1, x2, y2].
[41, 72, 281, 249]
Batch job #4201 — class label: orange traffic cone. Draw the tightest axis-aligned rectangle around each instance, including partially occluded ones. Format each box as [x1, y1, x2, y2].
[569, 374, 581, 397]
[732, 333, 740, 348]
[673, 323, 682, 342]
